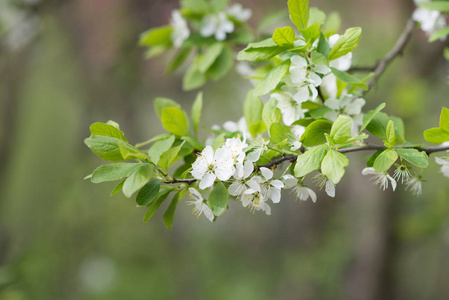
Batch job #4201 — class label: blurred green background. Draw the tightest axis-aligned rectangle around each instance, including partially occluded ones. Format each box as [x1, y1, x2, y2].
[1, 0, 449, 299]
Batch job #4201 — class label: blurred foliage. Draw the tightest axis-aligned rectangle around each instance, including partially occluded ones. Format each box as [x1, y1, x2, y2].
[0, 0, 449, 299]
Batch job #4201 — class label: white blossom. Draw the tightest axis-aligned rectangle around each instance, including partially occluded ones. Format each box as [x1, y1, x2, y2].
[321, 73, 338, 99]
[284, 55, 329, 103]
[255, 167, 285, 203]
[435, 156, 449, 178]
[362, 167, 397, 191]
[246, 138, 269, 162]
[393, 164, 411, 184]
[405, 176, 423, 196]
[324, 94, 366, 136]
[313, 174, 336, 197]
[200, 12, 234, 41]
[413, 0, 447, 38]
[187, 188, 214, 221]
[223, 117, 251, 141]
[289, 125, 306, 151]
[328, 34, 353, 71]
[170, 10, 190, 48]
[227, 4, 252, 22]
[191, 146, 235, 189]
[285, 55, 330, 102]
[282, 175, 317, 202]
[228, 161, 254, 197]
[241, 187, 271, 215]
[271, 89, 305, 126]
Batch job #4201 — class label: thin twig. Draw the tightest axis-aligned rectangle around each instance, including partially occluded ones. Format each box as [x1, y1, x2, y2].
[361, 18, 415, 96]
[165, 144, 449, 184]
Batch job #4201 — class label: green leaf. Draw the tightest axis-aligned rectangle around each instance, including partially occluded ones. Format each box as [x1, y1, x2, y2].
[365, 112, 390, 140]
[111, 180, 125, 196]
[253, 60, 291, 96]
[181, 0, 210, 11]
[92, 163, 143, 183]
[294, 144, 328, 177]
[154, 97, 181, 119]
[212, 133, 226, 150]
[419, 1, 449, 12]
[207, 182, 229, 216]
[321, 149, 348, 184]
[330, 67, 368, 90]
[181, 136, 204, 151]
[287, 0, 310, 30]
[390, 116, 405, 144]
[143, 189, 172, 223]
[248, 122, 267, 138]
[167, 47, 191, 73]
[300, 119, 333, 146]
[366, 149, 384, 168]
[360, 103, 386, 133]
[136, 179, 162, 206]
[90, 122, 128, 142]
[159, 142, 184, 170]
[328, 27, 362, 61]
[244, 91, 264, 127]
[300, 23, 321, 43]
[198, 43, 224, 72]
[317, 33, 330, 56]
[386, 120, 396, 146]
[330, 115, 352, 144]
[373, 149, 398, 173]
[161, 107, 190, 136]
[423, 127, 449, 144]
[119, 142, 148, 160]
[210, 0, 229, 12]
[139, 26, 173, 47]
[183, 63, 207, 90]
[123, 164, 153, 198]
[308, 7, 326, 26]
[311, 51, 328, 65]
[270, 123, 292, 144]
[191, 92, 203, 135]
[148, 136, 175, 165]
[238, 38, 287, 62]
[440, 107, 449, 132]
[273, 26, 295, 47]
[85, 135, 126, 162]
[429, 26, 449, 42]
[396, 148, 429, 168]
[262, 98, 282, 131]
[207, 45, 234, 80]
[163, 193, 180, 229]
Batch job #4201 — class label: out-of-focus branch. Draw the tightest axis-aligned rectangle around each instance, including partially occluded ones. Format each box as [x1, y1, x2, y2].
[359, 18, 415, 96]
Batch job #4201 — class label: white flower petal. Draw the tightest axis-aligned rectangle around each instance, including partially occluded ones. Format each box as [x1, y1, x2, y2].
[199, 172, 216, 190]
[291, 55, 308, 68]
[271, 180, 284, 190]
[260, 167, 273, 180]
[314, 64, 331, 75]
[270, 188, 281, 203]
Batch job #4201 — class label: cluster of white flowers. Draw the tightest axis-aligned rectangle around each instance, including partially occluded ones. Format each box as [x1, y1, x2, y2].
[324, 94, 366, 136]
[412, 0, 447, 38]
[200, 3, 252, 41]
[362, 167, 397, 191]
[191, 137, 248, 190]
[171, 10, 190, 48]
[362, 166, 425, 196]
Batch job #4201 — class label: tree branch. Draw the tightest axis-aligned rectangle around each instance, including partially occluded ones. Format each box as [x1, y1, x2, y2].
[357, 18, 415, 96]
[165, 144, 449, 184]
